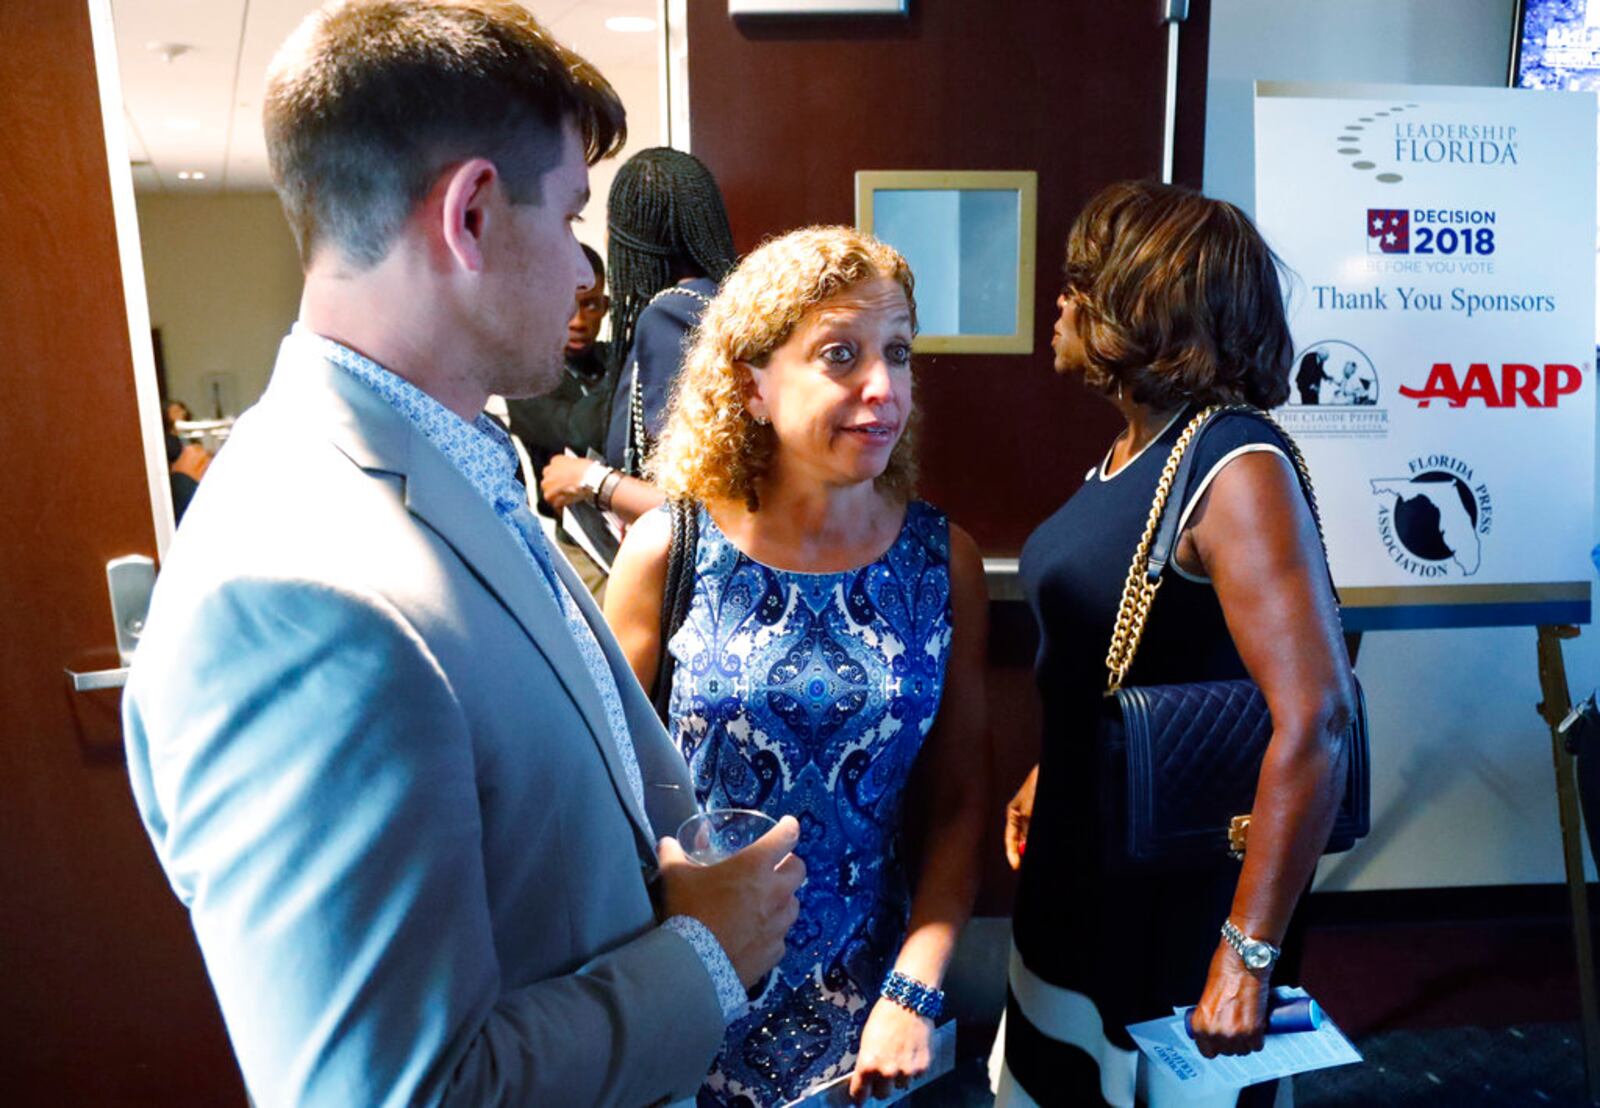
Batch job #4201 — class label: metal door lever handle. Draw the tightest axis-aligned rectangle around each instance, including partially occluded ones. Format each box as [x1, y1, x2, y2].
[66, 667, 130, 692]
[62, 556, 153, 695]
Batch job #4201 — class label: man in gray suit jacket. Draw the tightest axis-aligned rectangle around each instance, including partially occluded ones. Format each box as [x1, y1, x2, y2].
[122, 3, 803, 1104]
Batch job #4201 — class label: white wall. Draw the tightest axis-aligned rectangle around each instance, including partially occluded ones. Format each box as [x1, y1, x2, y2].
[583, 58, 663, 284]
[133, 61, 658, 416]
[1205, 0, 1599, 890]
[1205, 0, 1518, 215]
[136, 193, 304, 416]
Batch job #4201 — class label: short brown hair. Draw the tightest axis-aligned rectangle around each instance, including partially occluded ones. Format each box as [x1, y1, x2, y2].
[650, 226, 919, 511]
[1062, 180, 1292, 409]
[265, 0, 626, 268]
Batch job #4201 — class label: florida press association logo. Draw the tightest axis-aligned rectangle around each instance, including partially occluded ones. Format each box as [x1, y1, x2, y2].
[1370, 454, 1493, 579]
[1278, 340, 1389, 440]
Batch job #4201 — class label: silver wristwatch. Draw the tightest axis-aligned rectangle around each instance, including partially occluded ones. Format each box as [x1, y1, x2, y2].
[1220, 919, 1280, 973]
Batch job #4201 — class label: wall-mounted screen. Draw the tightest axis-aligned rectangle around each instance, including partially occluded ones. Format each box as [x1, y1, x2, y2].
[1513, 0, 1600, 339]
[1513, 0, 1600, 85]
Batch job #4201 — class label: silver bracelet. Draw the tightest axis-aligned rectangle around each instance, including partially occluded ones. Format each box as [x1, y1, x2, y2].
[596, 469, 624, 513]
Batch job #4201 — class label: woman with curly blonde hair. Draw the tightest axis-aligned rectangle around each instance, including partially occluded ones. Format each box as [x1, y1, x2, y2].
[606, 225, 988, 1106]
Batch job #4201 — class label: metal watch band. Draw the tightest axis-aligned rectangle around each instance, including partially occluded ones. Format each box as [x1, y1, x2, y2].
[1221, 919, 1280, 972]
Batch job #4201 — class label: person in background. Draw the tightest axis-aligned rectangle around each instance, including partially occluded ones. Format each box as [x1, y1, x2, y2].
[606, 226, 988, 1106]
[541, 147, 737, 524]
[164, 431, 199, 524]
[996, 180, 1355, 1107]
[507, 242, 614, 511]
[506, 242, 615, 595]
[121, 3, 803, 1104]
[161, 398, 210, 521]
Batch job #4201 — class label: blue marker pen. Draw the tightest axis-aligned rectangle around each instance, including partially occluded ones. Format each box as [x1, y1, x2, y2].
[1184, 994, 1322, 1038]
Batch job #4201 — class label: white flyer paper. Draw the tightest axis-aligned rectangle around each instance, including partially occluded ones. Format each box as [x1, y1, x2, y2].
[1127, 987, 1361, 1096]
[779, 1020, 957, 1107]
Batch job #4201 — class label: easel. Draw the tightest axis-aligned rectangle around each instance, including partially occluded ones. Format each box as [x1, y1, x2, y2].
[1536, 624, 1600, 1106]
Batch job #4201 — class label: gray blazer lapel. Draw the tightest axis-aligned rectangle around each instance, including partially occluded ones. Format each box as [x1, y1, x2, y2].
[550, 545, 697, 848]
[276, 341, 657, 852]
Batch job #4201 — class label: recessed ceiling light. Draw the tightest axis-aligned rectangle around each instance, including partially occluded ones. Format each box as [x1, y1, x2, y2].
[145, 41, 194, 63]
[604, 16, 656, 32]
[176, 170, 207, 181]
[164, 117, 200, 131]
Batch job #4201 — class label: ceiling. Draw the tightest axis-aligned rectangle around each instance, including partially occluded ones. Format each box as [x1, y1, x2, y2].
[113, 0, 664, 195]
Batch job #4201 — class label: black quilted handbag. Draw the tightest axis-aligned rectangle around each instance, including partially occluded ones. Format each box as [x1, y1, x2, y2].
[1097, 405, 1370, 868]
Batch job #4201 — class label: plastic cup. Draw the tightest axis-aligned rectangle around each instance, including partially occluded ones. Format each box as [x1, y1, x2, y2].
[676, 808, 778, 866]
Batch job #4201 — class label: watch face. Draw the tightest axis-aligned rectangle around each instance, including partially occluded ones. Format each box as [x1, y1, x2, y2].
[1243, 942, 1274, 971]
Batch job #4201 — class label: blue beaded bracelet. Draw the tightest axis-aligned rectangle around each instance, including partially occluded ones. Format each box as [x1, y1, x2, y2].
[880, 970, 945, 1020]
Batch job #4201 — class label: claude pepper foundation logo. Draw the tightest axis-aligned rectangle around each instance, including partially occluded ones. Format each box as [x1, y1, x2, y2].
[1279, 340, 1389, 441]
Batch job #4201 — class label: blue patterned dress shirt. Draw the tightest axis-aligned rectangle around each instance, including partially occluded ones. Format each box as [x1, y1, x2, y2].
[294, 324, 745, 1021]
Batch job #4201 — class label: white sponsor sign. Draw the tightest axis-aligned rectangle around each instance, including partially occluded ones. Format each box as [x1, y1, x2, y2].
[1255, 81, 1596, 629]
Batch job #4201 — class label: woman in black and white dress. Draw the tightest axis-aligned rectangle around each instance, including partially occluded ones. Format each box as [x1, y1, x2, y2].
[996, 181, 1357, 1107]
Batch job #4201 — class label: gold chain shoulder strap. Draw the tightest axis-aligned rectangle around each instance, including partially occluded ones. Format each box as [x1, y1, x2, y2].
[1103, 404, 1329, 694]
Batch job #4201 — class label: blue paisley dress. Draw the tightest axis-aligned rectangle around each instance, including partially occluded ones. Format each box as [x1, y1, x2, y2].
[667, 501, 953, 1107]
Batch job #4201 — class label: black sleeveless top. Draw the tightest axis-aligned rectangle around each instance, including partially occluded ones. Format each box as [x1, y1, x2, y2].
[1010, 407, 1301, 1035]
[1024, 409, 1292, 718]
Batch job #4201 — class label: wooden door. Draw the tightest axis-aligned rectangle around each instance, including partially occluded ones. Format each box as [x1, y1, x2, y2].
[0, 2, 244, 1102]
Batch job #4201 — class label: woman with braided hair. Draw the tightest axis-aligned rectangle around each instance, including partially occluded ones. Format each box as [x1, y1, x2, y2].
[540, 147, 737, 524]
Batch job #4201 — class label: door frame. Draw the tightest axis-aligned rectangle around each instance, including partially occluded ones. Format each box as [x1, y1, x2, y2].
[88, 0, 174, 560]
